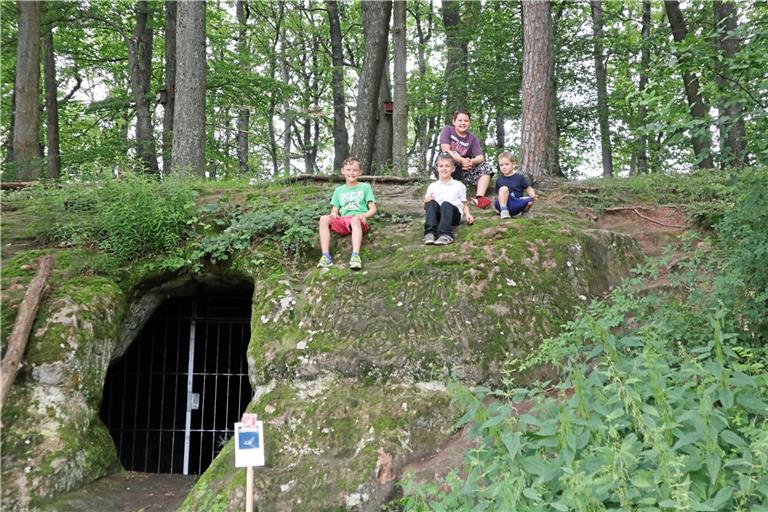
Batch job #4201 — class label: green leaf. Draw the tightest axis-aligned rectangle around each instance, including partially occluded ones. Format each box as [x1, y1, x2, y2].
[719, 430, 747, 448]
[501, 431, 521, 460]
[522, 487, 541, 501]
[735, 393, 768, 415]
[711, 486, 734, 509]
[706, 451, 722, 484]
[718, 387, 734, 409]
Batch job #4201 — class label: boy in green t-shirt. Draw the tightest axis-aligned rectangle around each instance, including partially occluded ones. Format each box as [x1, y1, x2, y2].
[317, 157, 377, 270]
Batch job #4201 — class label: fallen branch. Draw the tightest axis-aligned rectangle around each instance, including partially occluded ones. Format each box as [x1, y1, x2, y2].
[1, 181, 38, 191]
[630, 208, 685, 229]
[559, 193, 600, 201]
[273, 174, 423, 185]
[0, 255, 54, 413]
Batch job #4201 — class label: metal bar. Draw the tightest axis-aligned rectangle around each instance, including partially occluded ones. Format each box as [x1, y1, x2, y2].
[156, 310, 170, 473]
[197, 320, 210, 474]
[182, 302, 197, 475]
[224, 323, 233, 437]
[144, 318, 157, 472]
[130, 322, 144, 470]
[211, 321, 221, 465]
[169, 311, 182, 474]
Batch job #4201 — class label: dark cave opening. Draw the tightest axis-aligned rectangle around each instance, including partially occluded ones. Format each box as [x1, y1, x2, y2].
[100, 284, 254, 475]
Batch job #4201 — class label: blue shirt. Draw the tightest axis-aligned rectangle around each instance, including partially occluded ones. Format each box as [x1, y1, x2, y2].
[495, 174, 530, 198]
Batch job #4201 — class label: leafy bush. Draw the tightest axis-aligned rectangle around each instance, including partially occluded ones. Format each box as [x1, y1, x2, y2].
[714, 168, 768, 340]
[48, 175, 197, 264]
[402, 295, 768, 511]
[189, 201, 327, 268]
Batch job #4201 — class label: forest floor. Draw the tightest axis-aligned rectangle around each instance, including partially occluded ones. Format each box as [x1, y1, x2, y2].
[6, 178, 691, 511]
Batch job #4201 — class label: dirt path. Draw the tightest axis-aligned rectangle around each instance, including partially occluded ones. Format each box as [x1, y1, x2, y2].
[39, 472, 198, 512]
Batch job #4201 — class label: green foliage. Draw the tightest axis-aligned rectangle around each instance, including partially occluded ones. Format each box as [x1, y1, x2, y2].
[713, 169, 768, 340]
[402, 170, 768, 511]
[22, 173, 197, 264]
[187, 199, 327, 269]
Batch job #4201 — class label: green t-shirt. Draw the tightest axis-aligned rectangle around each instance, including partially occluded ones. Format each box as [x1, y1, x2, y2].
[330, 182, 376, 217]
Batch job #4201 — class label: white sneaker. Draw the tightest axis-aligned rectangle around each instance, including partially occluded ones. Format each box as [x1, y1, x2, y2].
[434, 234, 454, 245]
[423, 233, 436, 245]
[500, 210, 511, 219]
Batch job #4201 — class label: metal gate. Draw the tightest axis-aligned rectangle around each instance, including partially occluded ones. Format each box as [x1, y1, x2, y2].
[101, 291, 253, 475]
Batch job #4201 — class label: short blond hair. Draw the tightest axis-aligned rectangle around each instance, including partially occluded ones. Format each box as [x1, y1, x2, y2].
[498, 151, 517, 165]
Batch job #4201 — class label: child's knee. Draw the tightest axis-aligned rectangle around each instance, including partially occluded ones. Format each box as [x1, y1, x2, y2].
[319, 215, 331, 226]
[498, 185, 510, 193]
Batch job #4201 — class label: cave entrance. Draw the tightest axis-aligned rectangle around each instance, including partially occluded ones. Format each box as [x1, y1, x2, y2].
[100, 286, 254, 475]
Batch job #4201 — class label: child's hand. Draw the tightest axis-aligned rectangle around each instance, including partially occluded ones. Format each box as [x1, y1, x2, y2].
[466, 213, 474, 225]
[330, 212, 339, 219]
[424, 193, 434, 206]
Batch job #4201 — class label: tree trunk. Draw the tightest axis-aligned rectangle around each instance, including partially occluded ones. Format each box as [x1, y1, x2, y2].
[413, 0, 433, 175]
[636, 0, 651, 174]
[351, 0, 392, 174]
[13, 0, 42, 181]
[236, 0, 250, 174]
[326, 0, 350, 171]
[280, 25, 291, 176]
[43, 19, 61, 180]
[130, 0, 159, 174]
[664, 0, 715, 169]
[373, 59, 393, 174]
[521, 0, 556, 178]
[713, 0, 747, 168]
[162, 0, 177, 172]
[443, 0, 468, 124]
[590, 1, 613, 177]
[392, 0, 407, 175]
[172, 0, 206, 176]
[0, 255, 53, 412]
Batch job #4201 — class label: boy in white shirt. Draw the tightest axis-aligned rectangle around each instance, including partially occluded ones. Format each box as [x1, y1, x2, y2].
[422, 153, 475, 245]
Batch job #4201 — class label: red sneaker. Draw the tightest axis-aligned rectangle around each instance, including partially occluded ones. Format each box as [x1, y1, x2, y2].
[474, 196, 491, 209]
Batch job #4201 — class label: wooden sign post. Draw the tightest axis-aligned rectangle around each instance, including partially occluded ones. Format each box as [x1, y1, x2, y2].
[235, 413, 265, 512]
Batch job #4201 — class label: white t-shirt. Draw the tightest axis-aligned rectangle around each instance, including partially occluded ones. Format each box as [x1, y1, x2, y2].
[425, 178, 467, 212]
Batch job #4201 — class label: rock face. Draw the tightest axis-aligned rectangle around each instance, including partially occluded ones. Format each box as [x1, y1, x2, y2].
[1, 275, 125, 510]
[1, 184, 641, 511]
[179, 215, 641, 511]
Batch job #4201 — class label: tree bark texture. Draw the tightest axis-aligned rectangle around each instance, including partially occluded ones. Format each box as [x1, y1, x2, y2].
[172, 0, 206, 176]
[163, 0, 177, 172]
[392, 0, 408, 175]
[13, 0, 42, 181]
[130, 0, 160, 173]
[636, 0, 651, 174]
[664, 0, 715, 169]
[441, 0, 463, 121]
[713, 0, 747, 168]
[236, 0, 250, 174]
[0, 255, 54, 413]
[43, 21, 61, 180]
[590, 1, 613, 177]
[351, 0, 392, 174]
[373, 60, 393, 174]
[326, 0, 350, 171]
[521, 0, 557, 178]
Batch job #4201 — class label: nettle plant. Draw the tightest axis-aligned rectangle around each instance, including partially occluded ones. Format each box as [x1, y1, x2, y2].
[402, 277, 768, 511]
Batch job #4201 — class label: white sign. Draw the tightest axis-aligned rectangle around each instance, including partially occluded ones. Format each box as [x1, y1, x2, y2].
[234, 421, 265, 468]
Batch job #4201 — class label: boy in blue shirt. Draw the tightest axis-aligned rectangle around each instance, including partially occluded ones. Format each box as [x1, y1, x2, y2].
[317, 157, 377, 270]
[494, 152, 537, 219]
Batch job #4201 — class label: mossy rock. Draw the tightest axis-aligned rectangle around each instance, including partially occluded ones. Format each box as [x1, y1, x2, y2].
[179, 379, 457, 512]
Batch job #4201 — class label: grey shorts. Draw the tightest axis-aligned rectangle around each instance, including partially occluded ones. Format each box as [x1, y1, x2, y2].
[432, 161, 495, 186]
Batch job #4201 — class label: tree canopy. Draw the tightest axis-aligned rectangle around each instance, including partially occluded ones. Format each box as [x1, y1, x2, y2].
[1, 0, 767, 180]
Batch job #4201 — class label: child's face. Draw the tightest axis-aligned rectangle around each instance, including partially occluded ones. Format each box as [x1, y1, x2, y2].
[437, 158, 454, 179]
[452, 113, 471, 134]
[341, 161, 362, 183]
[499, 157, 516, 176]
